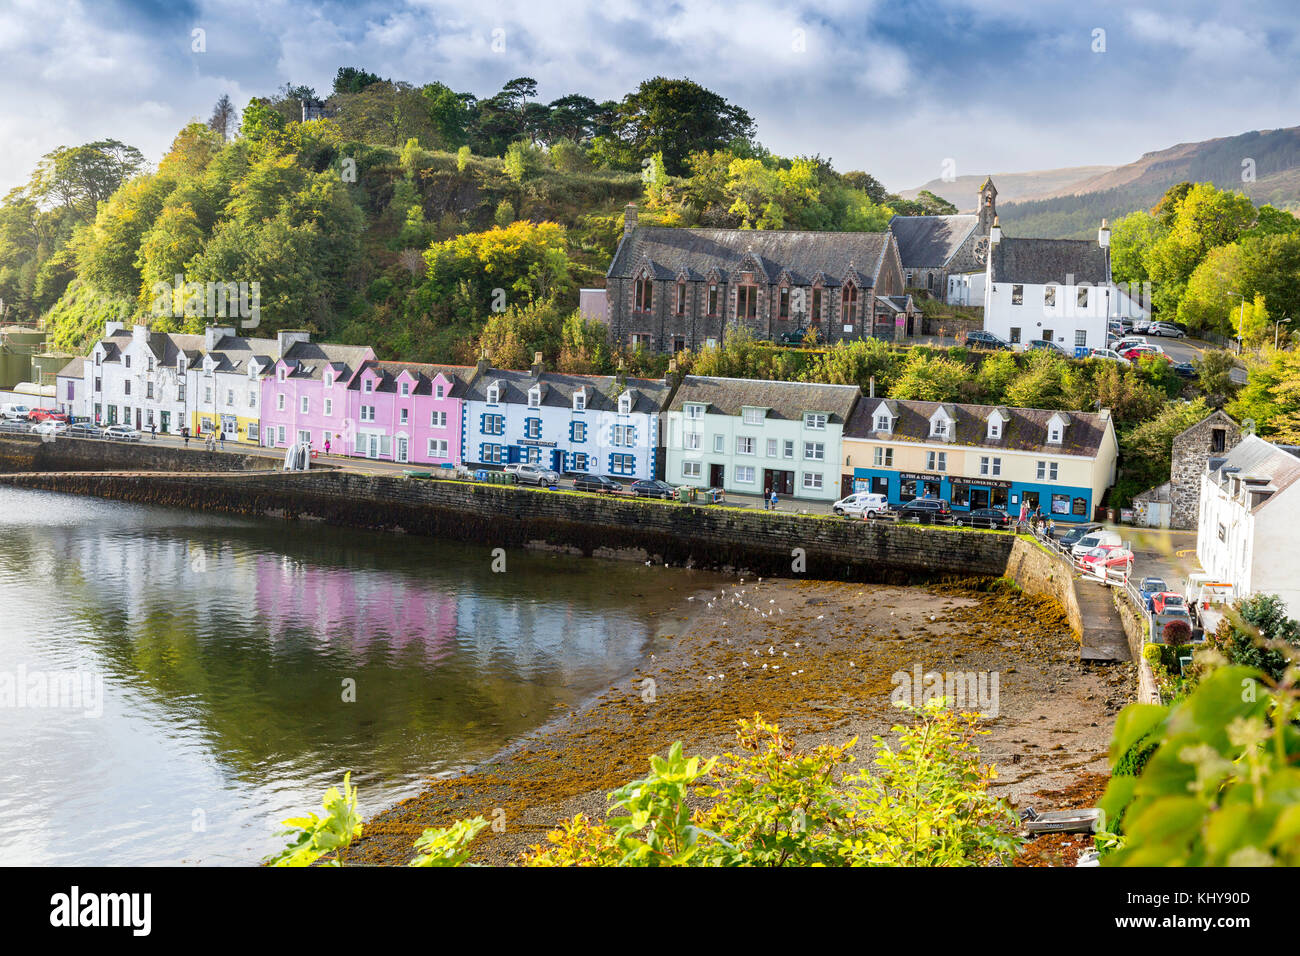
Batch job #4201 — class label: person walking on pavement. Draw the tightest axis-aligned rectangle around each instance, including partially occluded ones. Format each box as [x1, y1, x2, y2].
[150, 422, 156, 441]
[324, 437, 331, 456]
[182, 426, 189, 447]
[769, 490, 779, 512]
[219, 431, 225, 450]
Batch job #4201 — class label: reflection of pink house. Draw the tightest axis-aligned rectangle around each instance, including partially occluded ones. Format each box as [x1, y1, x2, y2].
[346, 361, 472, 466]
[259, 333, 374, 451]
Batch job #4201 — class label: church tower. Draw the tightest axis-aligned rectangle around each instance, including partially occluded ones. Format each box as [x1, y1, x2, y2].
[977, 177, 998, 232]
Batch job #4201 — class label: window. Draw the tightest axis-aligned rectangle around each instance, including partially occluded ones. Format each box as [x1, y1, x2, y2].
[124, 380, 131, 396]
[742, 408, 764, 425]
[736, 436, 755, 455]
[297, 429, 312, 446]
[202, 385, 210, 403]
[686, 404, 703, 420]
[736, 284, 758, 320]
[487, 385, 499, 404]
[361, 405, 375, 422]
[635, 276, 653, 312]
[610, 454, 636, 475]
[811, 288, 822, 323]
[779, 286, 790, 319]
[802, 472, 824, 491]
[428, 439, 449, 458]
[525, 418, 541, 439]
[804, 413, 826, 430]
[95, 377, 102, 392]
[1051, 494, 1071, 515]
[277, 368, 286, 382]
[714, 435, 725, 453]
[300, 396, 309, 414]
[247, 423, 259, 441]
[400, 381, 410, 397]
[277, 426, 286, 445]
[685, 430, 700, 450]
[1048, 425, 1062, 444]
[1012, 284, 1023, 305]
[177, 386, 185, 401]
[683, 461, 702, 478]
[571, 421, 587, 442]
[988, 418, 1002, 439]
[364, 379, 374, 394]
[124, 355, 131, 369]
[324, 371, 333, 387]
[874, 447, 893, 467]
[1077, 287, 1089, 308]
[225, 388, 233, 405]
[400, 408, 409, 425]
[766, 438, 778, 457]
[435, 384, 445, 400]
[1042, 328, 1054, 344]
[803, 442, 825, 461]
[248, 390, 257, 409]
[783, 440, 795, 459]
[484, 414, 505, 436]
[618, 394, 631, 414]
[613, 424, 636, 446]
[481, 443, 505, 464]
[875, 413, 891, 432]
[735, 465, 756, 483]
[708, 285, 718, 316]
[1009, 327, 1021, 344]
[927, 451, 947, 472]
[528, 387, 540, 409]
[146, 383, 154, 399]
[1074, 330, 1087, 348]
[571, 453, 589, 472]
[1044, 285, 1056, 307]
[676, 282, 686, 316]
[1036, 461, 1059, 481]
[842, 284, 858, 325]
[1211, 428, 1226, 453]
[277, 394, 285, 411]
[324, 398, 333, 416]
[979, 456, 1002, 477]
[573, 392, 586, 411]
[930, 417, 948, 438]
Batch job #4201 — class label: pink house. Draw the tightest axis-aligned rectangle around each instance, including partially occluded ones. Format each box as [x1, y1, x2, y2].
[259, 333, 375, 453]
[346, 360, 472, 466]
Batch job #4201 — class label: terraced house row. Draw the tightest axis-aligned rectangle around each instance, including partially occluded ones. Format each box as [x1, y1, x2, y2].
[68, 321, 1118, 520]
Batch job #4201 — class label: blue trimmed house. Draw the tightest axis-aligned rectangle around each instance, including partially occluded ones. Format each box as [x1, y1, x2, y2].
[460, 356, 674, 480]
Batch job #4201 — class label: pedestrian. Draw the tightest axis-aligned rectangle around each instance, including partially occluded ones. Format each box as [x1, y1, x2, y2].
[769, 490, 779, 512]
[219, 431, 225, 450]
[182, 426, 189, 447]
[150, 422, 156, 441]
[324, 437, 331, 456]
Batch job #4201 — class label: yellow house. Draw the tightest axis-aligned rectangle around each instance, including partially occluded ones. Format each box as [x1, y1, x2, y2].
[187, 331, 280, 443]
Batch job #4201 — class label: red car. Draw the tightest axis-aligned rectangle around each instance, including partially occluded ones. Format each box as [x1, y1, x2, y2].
[1151, 592, 1186, 615]
[27, 409, 68, 423]
[1121, 346, 1171, 363]
[1079, 545, 1133, 572]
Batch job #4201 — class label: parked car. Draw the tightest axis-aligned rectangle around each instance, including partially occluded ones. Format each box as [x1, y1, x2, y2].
[66, 423, 105, 439]
[1024, 339, 1068, 356]
[1172, 361, 1197, 379]
[1056, 523, 1102, 548]
[776, 327, 812, 346]
[31, 420, 68, 436]
[1089, 347, 1131, 364]
[0, 418, 31, 434]
[832, 492, 890, 518]
[1151, 592, 1187, 615]
[1113, 336, 1148, 353]
[964, 330, 1009, 350]
[27, 408, 68, 423]
[1070, 529, 1122, 557]
[957, 508, 1012, 529]
[630, 479, 677, 499]
[1133, 318, 1151, 333]
[505, 463, 560, 486]
[573, 474, 623, 494]
[1121, 343, 1169, 362]
[1148, 321, 1185, 338]
[0, 404, 31, 420]
[102, 424, 141, 442]
[1138, 577, 1169, 611]
[1078, 545, 1129, 572]
[896, 498, 953, 523]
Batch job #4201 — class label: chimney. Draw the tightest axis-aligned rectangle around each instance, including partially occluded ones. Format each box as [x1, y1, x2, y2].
[989, 216, 1002, 245]
[531, 351, 544, 377]
[276, 330, 311, 355]
[624, 203, 638, 237]
[104, 321, 124, 338]
[1098, 218, 1111, 249]
[868, 376, 875, 399]
[205, 324, 236, 352]
[664, 357, 677, 387]
[131, 323, 150, 347]
[475, 353, 490, 378]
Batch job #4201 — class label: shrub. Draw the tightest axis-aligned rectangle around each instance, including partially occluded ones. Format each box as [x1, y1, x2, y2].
[1161, 619, 1192, 644]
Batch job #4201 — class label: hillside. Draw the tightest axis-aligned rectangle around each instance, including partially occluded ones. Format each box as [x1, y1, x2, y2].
[998, 126, 1300, 238]
[897, 167, 1115, 210]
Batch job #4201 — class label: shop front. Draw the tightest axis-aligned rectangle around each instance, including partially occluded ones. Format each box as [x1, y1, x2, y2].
[949, 476, 1012, 513]
[1008, 482, 1093, 522]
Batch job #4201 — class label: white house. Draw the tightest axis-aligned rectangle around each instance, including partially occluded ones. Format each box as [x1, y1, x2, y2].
[187, 327, 279, 443]
[1197, 434, 1300, 619]
[665, 375, 861, 501]
[84, 323, 204, 433]
[55, 357, 87, 419]
[982, 220, 1121, 357]
[460, 356, 673, 480]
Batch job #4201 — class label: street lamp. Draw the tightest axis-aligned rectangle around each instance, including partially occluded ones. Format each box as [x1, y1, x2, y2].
[1226, 291, 1246, 354]
[1276, 317, 1292, 350]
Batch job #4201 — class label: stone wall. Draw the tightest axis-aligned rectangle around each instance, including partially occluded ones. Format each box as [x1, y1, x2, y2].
[1169, 411, 1241, 530]
[0, 434, 283, 474]
[1004, 536, 1083, 638]
[0, 469, 1017, 582]
[1113, 587, 1161, 704]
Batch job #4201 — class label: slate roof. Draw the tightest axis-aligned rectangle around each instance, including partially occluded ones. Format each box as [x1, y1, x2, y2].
[278, 341, 372, 381]
[668, 375, 859, 423]
[57, 357, 86, 378]
[205, 335, 280, 374]
[350, 360, 475, 397]
[607, 226, 894, 287]
[889, 215, 979, 268]
[1207, 434, 1300, 512]
[146, 332, 205, 366]
[845, 396, 1111, 458]
[990, 237, 1110, 285]
[95, 333, 132, 363]
[462, 367, 672, 414]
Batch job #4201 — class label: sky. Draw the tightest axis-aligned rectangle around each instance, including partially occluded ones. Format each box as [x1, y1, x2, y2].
[2, 0, 1298, 196]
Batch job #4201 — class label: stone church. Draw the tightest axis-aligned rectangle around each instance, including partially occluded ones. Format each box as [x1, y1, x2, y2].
[889, 178, 998, 303]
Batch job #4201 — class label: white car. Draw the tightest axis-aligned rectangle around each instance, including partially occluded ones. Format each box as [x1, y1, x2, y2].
[832, 491, 891, 518]
[1113, 336, 1148, 353]
[1070, 529, 1123, 557]
[1133, 318, 1151, 333]
[1089, 348, 1131, 364]
[0, 404, 31, 420]
[31, 420, 68, 436]
[102, 424, 141, 442]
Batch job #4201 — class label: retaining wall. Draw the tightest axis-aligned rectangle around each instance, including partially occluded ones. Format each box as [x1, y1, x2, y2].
[0, 434, 279, 474]
[1004, 536, 1084, 638]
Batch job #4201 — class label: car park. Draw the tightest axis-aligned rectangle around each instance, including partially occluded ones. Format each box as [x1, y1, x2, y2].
[102, 424, 141, 442]
[1147, 321, 1185, 338]
[504, 463, 560, 486]
[832, 492, 890, 518]
[1113, 336, 1147, 353]
[957, 507, 1012, 529]
[895, 498, 952, 523]
[1138, 577, 1169, 611]
[573, 474, 623, 494]
[65, 423, 105, 439]
[964, 330, 1009, 350]
[630, 479, 676, 499]
[1024, 339, 1068, 356]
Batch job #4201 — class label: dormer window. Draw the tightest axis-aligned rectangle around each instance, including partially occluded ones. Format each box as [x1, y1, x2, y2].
[487, 384, 500, 405]
[1049, 425, 1062, 443]
[989, 420, 1002, 439]
[364, 379, 374, 394]
[324, 370, 333, 387]
[528, 386, 541, 409]
[619, 393, 632, 415]
[400, 381, 410, 397]
[931, 419, 948, 438]
[573, 391, 586, 412]
[875, 412, 892, 432]
[435, 383, 445, 400]
[685, 403, 703, 420]
[742, 407, 764, 426]
[176, 357, 184, 373]
[1047, 412, 1069, 445]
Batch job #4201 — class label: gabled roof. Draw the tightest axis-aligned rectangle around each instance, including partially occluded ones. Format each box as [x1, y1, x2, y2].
[205, 335, 279, 374]
[57, 357, 86, 378]
[669, 375, 859, 423]
[990, 237, 1109, 285]
[1207, 434, 1300, 512]
[889, 215, 979, 268]
[350, 360, 475, 397]
[463, 368, 672, 414]
[608, 226, 895, 287]
[846, 396, 1110, 458]
[277, 341, 373, 381]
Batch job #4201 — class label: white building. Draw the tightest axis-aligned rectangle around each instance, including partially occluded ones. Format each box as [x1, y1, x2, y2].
[982, 220, 1121, 357]
[85, 323, 204, 433]
[187, 326, 279, 444]
[1197, 434, 1300, 619]
[55, 357, 87, 419]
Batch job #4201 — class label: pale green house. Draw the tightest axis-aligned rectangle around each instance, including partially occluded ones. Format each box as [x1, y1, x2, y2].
[664, 375, 861, 502]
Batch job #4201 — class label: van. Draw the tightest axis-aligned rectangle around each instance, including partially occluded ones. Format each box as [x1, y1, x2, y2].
[1070, 529, 1122, 557]
[832, 492, 890, 518]
[0, 404, 31, 420]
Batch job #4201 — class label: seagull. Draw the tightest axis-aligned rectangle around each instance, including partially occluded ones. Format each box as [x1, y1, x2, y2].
[817, 615, 824, 621]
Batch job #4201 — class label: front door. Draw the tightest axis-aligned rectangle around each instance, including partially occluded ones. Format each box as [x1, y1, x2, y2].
[160, 411, 169, 433]
[396, 437, 408, 463]
[367, 434, 380, 459]
[840, 474, 855, 498]
[763, 469, 794, 496]
[709, 463, 725, 487]
[135, 408, 142, 430]
[969, 487, 990, 510]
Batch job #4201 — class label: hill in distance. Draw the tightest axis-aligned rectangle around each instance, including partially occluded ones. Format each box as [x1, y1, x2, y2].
[897, 166, 1116, 210]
